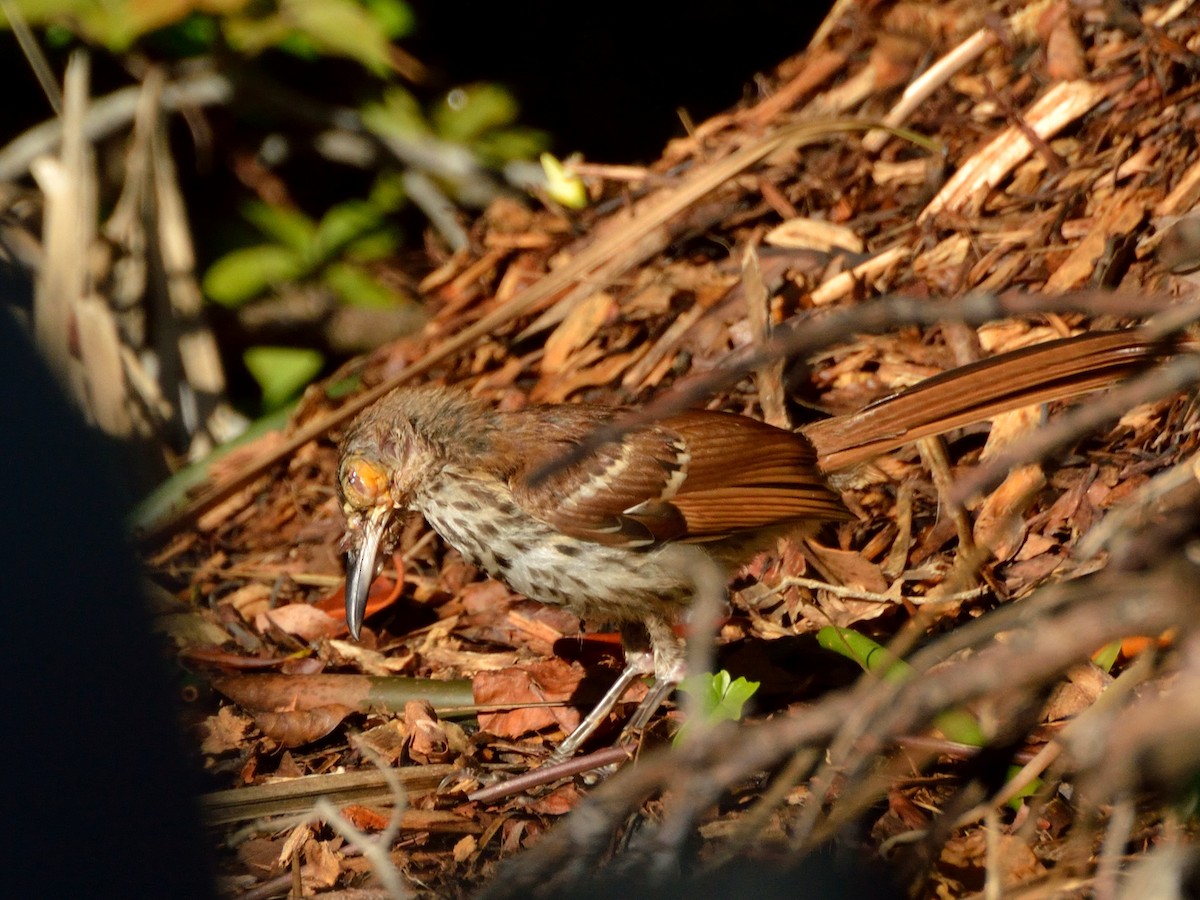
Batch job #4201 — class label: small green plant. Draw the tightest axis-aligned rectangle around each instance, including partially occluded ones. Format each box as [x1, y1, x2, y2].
[674, 670, 760, 745]
[202, 177, 408, 310]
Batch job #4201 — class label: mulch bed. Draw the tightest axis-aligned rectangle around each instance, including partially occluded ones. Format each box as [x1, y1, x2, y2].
[146, 2, 1200, 896]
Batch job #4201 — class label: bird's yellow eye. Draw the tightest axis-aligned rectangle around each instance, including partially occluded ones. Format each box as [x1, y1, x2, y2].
[341, 457, 390, 509]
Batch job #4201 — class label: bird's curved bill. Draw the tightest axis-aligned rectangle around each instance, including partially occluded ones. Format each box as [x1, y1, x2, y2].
[345, 505, 391, 639]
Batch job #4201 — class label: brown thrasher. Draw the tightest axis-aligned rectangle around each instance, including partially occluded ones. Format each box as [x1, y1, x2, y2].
[338, 330, 1163, 760]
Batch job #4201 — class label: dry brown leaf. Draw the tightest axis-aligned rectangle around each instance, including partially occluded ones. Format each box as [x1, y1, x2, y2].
[474, 657, 587, 738]
[254, 705, 352, 747]
[764, 217, 863, 253]
[341, 804, 392, 831]
[453, 835, 478, 863]
[199, 705, 253, 755]
[404, 700, 453, 764]
[358, 719, 408, 765]
[541, 291, 617, 374]
[973, 465, 1046, 563]
[220, 582, 273, 622]
[256, 602, 342, 641]
[1038, 2, 1086, 81]
[805, 542, 889, 592]
[525, 783, 584, 816]
[301, 838, 341, 889]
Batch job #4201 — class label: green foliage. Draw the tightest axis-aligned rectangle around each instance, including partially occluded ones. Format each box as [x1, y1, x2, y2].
[362, 86, 432, 140]
[243, 346, 324, 411]
[363, 84, 549, 171]
[7, 0, 414, 70]
[203, 185, 413, 406]
[5, 0, 554, 413]
[203, 244, 307, 307]
[432, 83, 519, 144]
[674, 670, 760, 745]
[203, 190, 410, 309]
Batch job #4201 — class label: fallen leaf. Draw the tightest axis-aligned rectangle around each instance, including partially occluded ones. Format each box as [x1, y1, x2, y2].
[200, 705, 253, 755]
[475, 657, 587, 738]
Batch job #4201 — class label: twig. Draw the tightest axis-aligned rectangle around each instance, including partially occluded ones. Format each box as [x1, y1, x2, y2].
[467, 746, 633, 804]
[0, 72, 232, 181]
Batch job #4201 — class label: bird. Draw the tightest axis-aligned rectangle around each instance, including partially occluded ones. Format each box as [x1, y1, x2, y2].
[337, 330, 1168, 760]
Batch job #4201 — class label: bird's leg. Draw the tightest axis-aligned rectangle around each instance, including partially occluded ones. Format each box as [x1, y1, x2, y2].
[619, 615, 685, 744]
[546, 622, 657, 765]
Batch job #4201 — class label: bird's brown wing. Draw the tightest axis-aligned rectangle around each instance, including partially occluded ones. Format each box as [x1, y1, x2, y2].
[503, 405, 850, 547]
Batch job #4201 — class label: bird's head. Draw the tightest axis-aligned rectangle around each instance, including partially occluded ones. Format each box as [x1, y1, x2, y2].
[337, 385, 494, 638]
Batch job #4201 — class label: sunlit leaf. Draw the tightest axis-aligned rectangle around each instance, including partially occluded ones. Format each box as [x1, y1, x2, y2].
[283, 0, 394, 75]
[362, 0, 414, 38]
[361, 86, 432, 141]
[540, 152, 587, 209]
[243, 201, 317, 255]
[1092, 640, 1122, 673]
[221, 10, 291, 54]
[314, 200, 385, 260]
[203, 244, 305, 307]
[674, 670, 760, 745]
[243, 345, 324, 410]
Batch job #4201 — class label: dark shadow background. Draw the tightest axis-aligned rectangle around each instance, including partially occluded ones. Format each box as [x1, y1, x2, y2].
[406, 0, 831, 162]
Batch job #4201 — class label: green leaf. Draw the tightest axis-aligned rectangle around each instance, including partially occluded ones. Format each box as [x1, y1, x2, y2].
[362, 86, 433, 142]
[243, 202, 318, 255]
[243, 346, 324, 411]
[283, 0, 394, 75]
[540, 152, 588, 209]
[362, 0, 415, 38]
[314, 200, 385, 260]
[933, 708, 986, 748]
[1092, 640, 1122, 673]
[1006, 764, 1039, 812]
[322, 262, 404, 309]
[325, 373, 363, 400]
[431, 83, 519, 144]
[344, 229, 400, 262]
[221, 12, 293, 56]
[368, 171, 408, 213]
[203, 244, 306, 307]
[674, 670, 760, 745]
